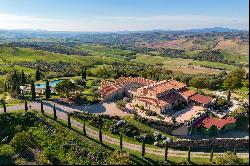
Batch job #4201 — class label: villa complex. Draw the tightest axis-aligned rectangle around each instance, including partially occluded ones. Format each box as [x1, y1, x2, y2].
[100, 77, 213, 114]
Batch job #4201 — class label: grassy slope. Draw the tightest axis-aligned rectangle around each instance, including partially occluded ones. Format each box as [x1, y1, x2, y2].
[0, 46, 124, 66]
[132, 54, 236, 74]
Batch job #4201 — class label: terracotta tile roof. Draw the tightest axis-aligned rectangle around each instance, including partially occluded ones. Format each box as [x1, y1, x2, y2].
[167, 80, 187, 90]
[189, 94, 213, 105]
[179, 88, 197, 98]
[196, 116, 236, 129]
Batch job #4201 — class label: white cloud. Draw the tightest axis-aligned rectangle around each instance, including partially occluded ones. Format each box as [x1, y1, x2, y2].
[0, 13, 248, 31]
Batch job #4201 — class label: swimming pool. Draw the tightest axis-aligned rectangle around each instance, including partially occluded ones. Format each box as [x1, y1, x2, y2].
[35, 80, 62, 89]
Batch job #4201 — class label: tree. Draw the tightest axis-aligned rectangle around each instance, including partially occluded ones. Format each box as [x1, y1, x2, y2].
[228, 68, 245, 80]
[214, 151, 243, 165]
[189, 77, 206, 90]
[4, 82, 7, 92]
[2, 101, 6, 113]
[99, 125, 102, 144]
[83, 120, 86, 136]
[41, 100, 44, 114]
[107, 150, 133, 165]
[82, 66, 87, 81]
[20, 70, 26, 85]
[208, 125, 219, 136]
[10, 70, 21, 98]
[223, 75, 243, 91]
[187, 147, 191, 162]
[210, 148, 214, 162]
[142, 138, 145, 157]
[31, 80, 36, 101]
[45, 80, 50, 100]
[67, 113, 71, 128]
[165, 142, 168, 161]
[55, 80, 76, 98]
[53, 104, 57, 120]
[120, 134, 123, 151]
[24, 100, 28, 112]
[235, 114, 248, 130]
[35, 68, 41, 81]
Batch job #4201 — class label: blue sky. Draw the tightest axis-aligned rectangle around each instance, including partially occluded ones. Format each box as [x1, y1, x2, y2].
[0, 0, 248, 31]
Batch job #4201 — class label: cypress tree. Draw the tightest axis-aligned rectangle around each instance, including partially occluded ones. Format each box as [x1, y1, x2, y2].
[45, 80, 50, 100]
[81, 66, 87, 81]
[41, 100, 44, 114]
[142, 138, 145, 157]
[24, 100, 28, 112]
[233, 146, 237, 155]
[187, 147, 191, 162]
[4, 82, 7, 92]
[11, 71, 21, 97]
[84, 66, 87, 80]
[53, 104, 57, 120]
[20, 70, 26, 85]
[99, 125, 102, 144]
[120, 134, 123, 151]
[83, 120, 86, 136]
[210, 148, 214, 162]
[67, 113, 71, 128]
[31, 80, 36, 101]
[3, 101, 6, 113]
[35, 67, 41, 81]
[165, 142, 168, 161]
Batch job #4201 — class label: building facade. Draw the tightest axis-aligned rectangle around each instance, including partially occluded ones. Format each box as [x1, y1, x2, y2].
[100, 77, 213, 114]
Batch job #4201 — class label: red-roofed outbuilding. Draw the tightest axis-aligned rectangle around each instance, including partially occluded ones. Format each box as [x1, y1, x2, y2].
[189, 94, 213, 107]
[195, 116, 236, 129]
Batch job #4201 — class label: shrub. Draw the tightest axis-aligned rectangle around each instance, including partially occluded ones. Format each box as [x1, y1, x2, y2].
[214, 151, 243, 165]
[107, 150, 133, 165]
[0, 145, 15, 165]
[10, 131, 36, 152]
[116, 100, 126, 110]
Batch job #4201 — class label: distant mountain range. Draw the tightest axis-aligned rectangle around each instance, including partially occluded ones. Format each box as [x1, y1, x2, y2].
[0, 27, 247, 39]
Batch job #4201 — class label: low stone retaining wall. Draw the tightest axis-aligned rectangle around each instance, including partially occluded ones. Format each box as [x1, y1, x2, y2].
[170, 138, 249, 151]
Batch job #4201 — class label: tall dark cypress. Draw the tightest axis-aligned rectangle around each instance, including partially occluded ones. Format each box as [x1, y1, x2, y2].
[233, 146, 237, 155]
[99, 125, 102, 144]
[81, 66, 87, 81]
[24, 100, 28, 112]
[81, 68, 84, 80]
[53, 104, 57, 120]
[142, 138, 145, 157]
[20, 70, 26, 85]
[45, 80, 50, 100]
[165, 142, 168, 161]
[41, 100, 44, 114]
[31, 80, 36, 101]
[3, 101, 6, 113]
[4, 82, 7, 92]
[120, 134, 123, 151]
[210, 148, 214, 162]
[67, 113, 71, 128]
[187, 147, 191, 162]
[35, 67, 41, 81]
[83, 120, 86, 136]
